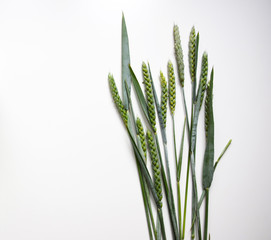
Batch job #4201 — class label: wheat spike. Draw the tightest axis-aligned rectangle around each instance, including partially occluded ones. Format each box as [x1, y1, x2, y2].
[167, 60, 176, 115]
[142, 62, 156, 133]
[146, 130, 163, 208]
[173, 25, 185, 87]
[188, 26, 196, 83]
[160, 71, 168, 128]
[136, 117, 147, 162]
[108, 74, 128, 127]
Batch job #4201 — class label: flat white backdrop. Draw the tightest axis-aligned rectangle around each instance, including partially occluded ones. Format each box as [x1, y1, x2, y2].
[0, 0, 270, 239]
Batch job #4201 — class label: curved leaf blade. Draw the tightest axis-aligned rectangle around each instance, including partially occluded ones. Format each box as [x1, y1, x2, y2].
[202, 68, 215, 189]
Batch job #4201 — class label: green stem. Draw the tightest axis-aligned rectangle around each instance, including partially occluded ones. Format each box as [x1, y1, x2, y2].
[179, 81, 191, 240]
[176, 118, 185, 240]
[173, 115, 180, 238]
[156, 215, 161, 240]
[137, 137, 157, 239]
[182, 152, 190, 239]
[182, 101, 194, 239]
[136, 160, 154, 240]
[191, 194, 195, 240]
[191, 110, 200, 240]
[162, 139, 178, 227]
[188, 101, 202, 240]
[154, 134, 179, 240]
[142, 170, 157, 239]
[189, 151, 202, 240]
[182, 108, 202, 240]
[173, 115, 182, 239]
[191, 190, 206, 230]
[158, 208, 167, 240]
[172, 116, 178, 169]
[145, 181, 158, 239]
[190, 103, 195, 240]
[181, 87, 190, 134]
[190, 82, 207, 240]
[204, 189, 209, 240]
[177, 181, 182, 240]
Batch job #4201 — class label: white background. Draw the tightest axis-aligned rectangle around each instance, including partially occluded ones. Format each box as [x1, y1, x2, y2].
[0, 0, 270, 239]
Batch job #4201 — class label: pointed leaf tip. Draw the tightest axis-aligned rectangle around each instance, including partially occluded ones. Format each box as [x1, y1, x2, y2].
[121, 13, 131, 110]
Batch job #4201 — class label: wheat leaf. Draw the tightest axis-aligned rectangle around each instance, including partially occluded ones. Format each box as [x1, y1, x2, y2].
[121, 14, 131, 110]
[202, 68, 215, 189]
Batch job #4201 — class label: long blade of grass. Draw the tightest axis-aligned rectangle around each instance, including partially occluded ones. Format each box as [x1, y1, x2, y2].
[214, 139, 232, 170]
[202, 69, 214, 240]
[121, 14, 131, 110]
[202, 69, 215, 189]
[191, 139, 233, 229]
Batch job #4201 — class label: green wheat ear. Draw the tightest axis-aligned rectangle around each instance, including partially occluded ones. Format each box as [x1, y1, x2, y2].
[167, 60, 176, 116]
[108, 73, 128, 127]
[146, 130, 163, 208]
[200, 52, 208, 108]
[188, 26, 196, 83]
[173, 25, 185, 87]
[142, 62, 156, 133]
[136, 117, 147, 162]
[160, 71, 168, 128]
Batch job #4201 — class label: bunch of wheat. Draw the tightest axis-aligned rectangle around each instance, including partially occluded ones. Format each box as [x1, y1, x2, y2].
[109, 14, 231, 240]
